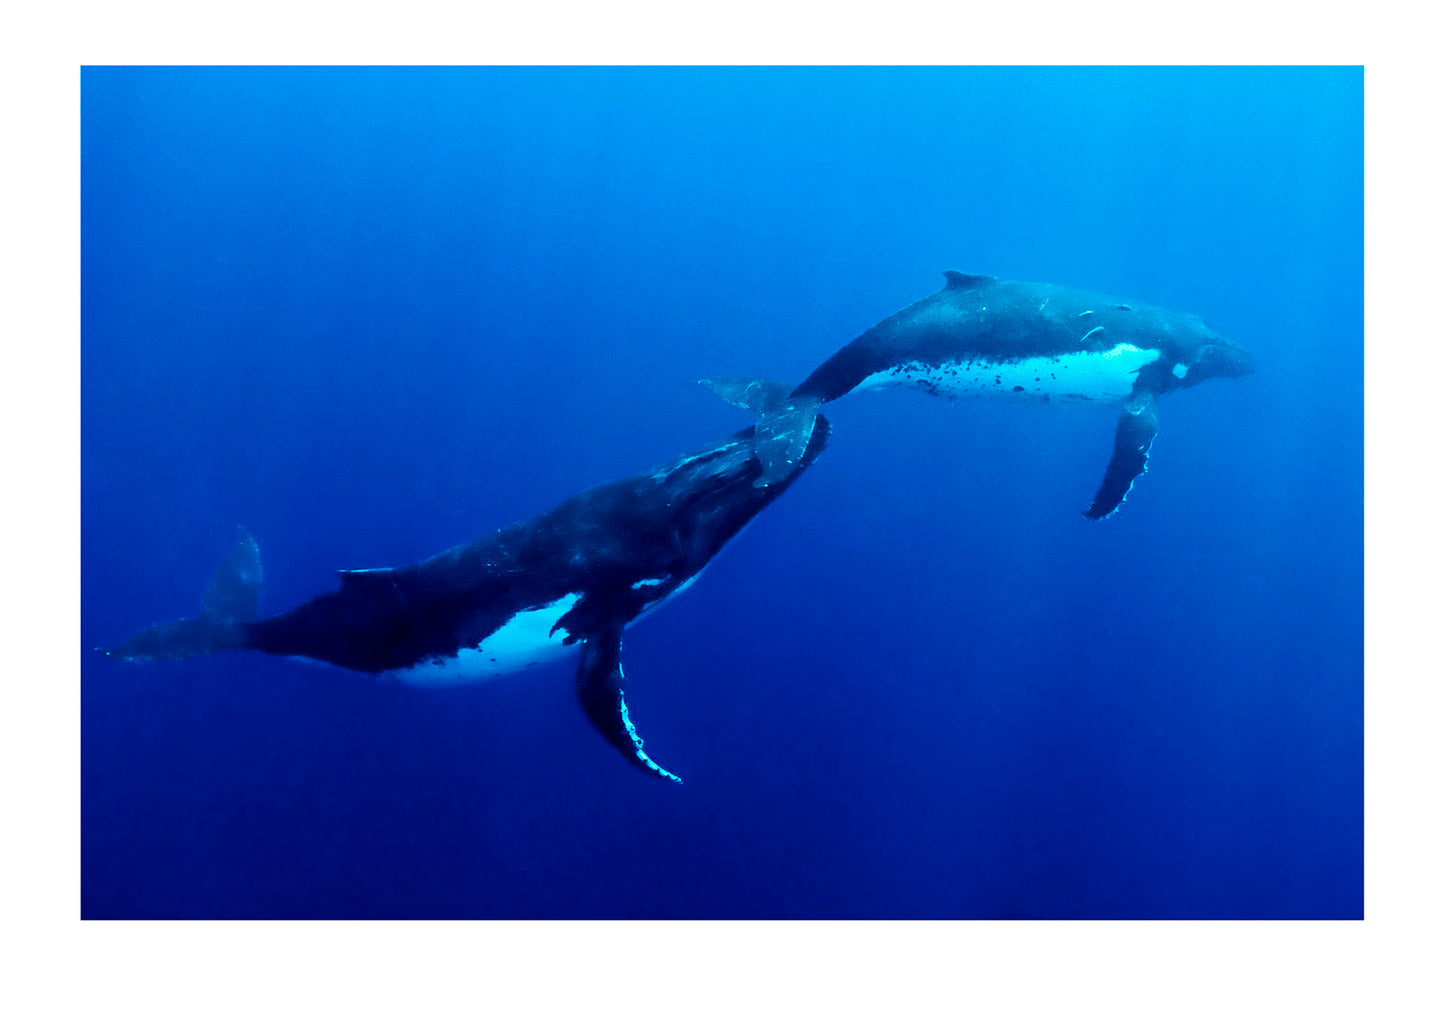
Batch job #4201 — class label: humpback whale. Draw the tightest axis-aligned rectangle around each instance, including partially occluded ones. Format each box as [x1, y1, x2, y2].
[709, 271, 1252, 519]
[100, 417, 831, 783]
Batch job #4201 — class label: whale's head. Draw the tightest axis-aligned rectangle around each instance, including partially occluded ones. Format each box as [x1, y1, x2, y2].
[1169, 318, 1253, 389]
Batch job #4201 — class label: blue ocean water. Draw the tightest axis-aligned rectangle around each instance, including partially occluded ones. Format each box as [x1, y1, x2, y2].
[81, 66, 1362, 920]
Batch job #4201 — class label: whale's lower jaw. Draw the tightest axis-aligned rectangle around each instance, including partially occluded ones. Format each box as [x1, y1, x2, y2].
[855, 344, 1158, 404]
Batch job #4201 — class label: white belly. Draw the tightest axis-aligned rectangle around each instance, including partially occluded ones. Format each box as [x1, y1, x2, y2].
[386, 592, 585, 687]
[379, 575, 702, 687]
[856, 343, 1157, 404]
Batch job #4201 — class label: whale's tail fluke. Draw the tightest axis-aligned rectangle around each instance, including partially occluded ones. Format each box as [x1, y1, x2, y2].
[699, 377, 823, 489]
[99, 527, 262, 662]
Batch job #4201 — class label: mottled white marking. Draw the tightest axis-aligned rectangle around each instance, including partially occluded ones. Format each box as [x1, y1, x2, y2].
[630, 570, 702, 628]
[630, 577, 668, 591]
[854, 343, 1158, 404]
[618, 680, 683, 783]
[629, 507, 762, 634]
[656, 571, 698, 604]
[1172, 362, 1188, 379]
[387, 592, 584, 687]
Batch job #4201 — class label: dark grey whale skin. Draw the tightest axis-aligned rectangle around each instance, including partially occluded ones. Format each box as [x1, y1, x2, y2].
[717, 271, 1251, 519]
[793, 272, 1251, 407]
[101, 417, 831, 783]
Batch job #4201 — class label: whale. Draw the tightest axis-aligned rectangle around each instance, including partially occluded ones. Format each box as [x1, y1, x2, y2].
[100, 417, 831, 783]
[708, 271, 1252, 519]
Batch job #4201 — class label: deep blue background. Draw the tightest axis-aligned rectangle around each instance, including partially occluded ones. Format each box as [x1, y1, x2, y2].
[81, 66, 1362, 919]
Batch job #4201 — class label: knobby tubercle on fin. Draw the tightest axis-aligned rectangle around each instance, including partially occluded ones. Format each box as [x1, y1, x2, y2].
[618, 689, 683, 784]
[576, 629, 683, 784]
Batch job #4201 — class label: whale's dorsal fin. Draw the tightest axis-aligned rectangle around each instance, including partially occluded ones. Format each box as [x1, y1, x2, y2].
[942, 271, 997, 291]
[575, 622, 683, 784]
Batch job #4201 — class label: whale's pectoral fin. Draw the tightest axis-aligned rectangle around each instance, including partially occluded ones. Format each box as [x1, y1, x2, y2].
[1084, 393, 1159, 520]
[574, 623, 683, 784]
[99, 527, 262, 661]
[699, 377, 820, 488]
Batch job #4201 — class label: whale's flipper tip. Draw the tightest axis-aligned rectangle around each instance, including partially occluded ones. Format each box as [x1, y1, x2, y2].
[575, 625, 683, 784]
[1084, 394, 1159, 520]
